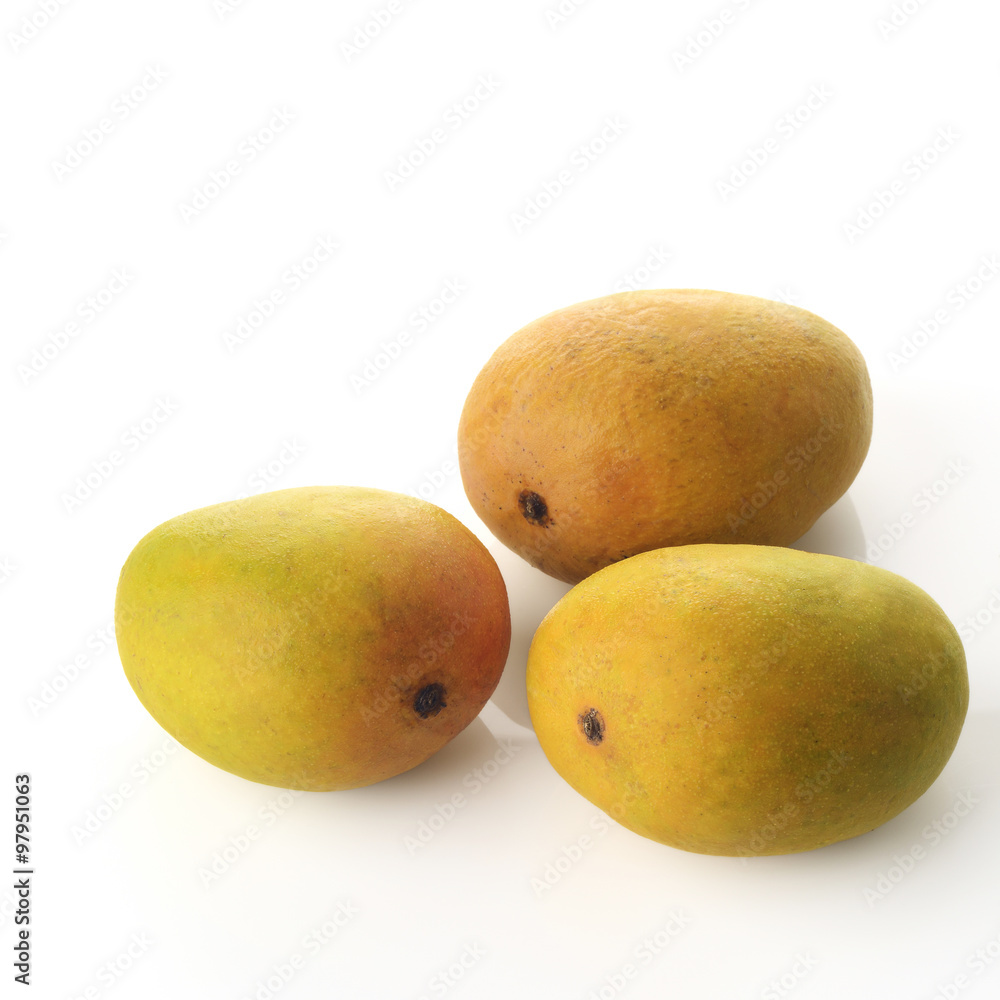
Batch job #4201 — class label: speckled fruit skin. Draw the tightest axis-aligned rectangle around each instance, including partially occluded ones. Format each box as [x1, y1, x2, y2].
[115, 486, 511, 791]
[526, 545, 968, 856]
[458, 289, 874, 584]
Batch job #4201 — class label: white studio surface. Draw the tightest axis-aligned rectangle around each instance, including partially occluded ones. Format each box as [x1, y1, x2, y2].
[2, 1, 999, 998]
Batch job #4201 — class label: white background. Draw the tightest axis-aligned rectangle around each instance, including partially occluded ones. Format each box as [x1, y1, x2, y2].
[3, 1, 999, 998]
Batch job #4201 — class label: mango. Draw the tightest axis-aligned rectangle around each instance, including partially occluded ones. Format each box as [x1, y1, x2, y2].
[115, 486, 511, 791]
[458, 289, 873, 583]
[526, 544, 968, 855]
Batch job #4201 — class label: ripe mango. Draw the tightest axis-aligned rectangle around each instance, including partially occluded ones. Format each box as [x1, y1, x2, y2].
[526, 544, 968, 855]
[115, 486, 511, 791]
[458, 289, 873, 583]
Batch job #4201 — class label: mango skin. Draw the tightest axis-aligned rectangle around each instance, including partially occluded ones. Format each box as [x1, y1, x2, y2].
[115, 486, 511, 791]
[458, 289, 873, 583]
[526, 545, 968, 856]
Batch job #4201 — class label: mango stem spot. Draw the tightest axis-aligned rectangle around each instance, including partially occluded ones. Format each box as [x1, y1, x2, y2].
[579, 707, 605, 745]
[414, 683, 447, 718]
[519, 490, 550, 526]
